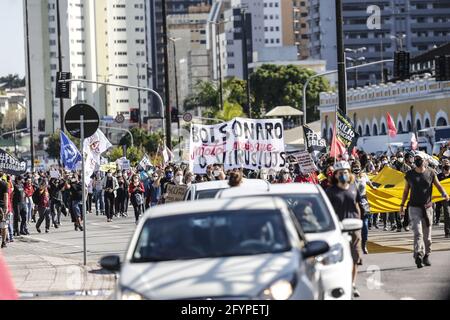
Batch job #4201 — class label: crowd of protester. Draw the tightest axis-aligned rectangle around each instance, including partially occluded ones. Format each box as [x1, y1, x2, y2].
[1, 146, 449, 259]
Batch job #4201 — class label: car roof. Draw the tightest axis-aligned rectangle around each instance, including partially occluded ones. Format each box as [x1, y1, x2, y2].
[217, 183, 320, 199]
[143, 196, 287, 219]
[194, 178, 270, 191]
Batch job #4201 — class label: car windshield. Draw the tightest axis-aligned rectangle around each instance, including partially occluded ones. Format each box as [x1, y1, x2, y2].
[196, 188, 225, 199]
[279, 194, 335, 233]
[131, 210, 291, 262]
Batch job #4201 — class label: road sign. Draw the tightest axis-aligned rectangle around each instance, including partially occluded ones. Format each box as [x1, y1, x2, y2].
[64, 104, 100, 139]
[183, 112, 193, 123]
[115, 113, 125, 124]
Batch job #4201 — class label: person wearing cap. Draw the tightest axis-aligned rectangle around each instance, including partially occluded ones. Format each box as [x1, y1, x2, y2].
[325, 161, 363, 298]
[400, 152, 450, 268]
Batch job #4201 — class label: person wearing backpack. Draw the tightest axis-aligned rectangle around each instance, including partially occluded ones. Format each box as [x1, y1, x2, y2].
[129, 174, 145, 224]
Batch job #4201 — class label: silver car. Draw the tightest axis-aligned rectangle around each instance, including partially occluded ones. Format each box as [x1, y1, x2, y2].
[101, 197, 329, 300]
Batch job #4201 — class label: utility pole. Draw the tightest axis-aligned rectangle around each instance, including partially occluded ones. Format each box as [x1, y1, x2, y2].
[335, 0, 347, 114]
[24, 0, 35, 171]
[241, 9, 252, 118]
[56, 0, 65, 131]
[161, 0, 172, 149]
[216, 23, 224, 110]
[136, 64, 142, 128]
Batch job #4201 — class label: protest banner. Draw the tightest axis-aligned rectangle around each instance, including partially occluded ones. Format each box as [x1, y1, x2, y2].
[291, 151, 317, 174]
[100, 162, 117, 173]
[0, 149, 27, 176]
[50, 169, 61, 179]
[189, 117, 286, 174]
[336, 109, 359, 151]
[303, 125, 327, 158]
[165, 184, 188, 203]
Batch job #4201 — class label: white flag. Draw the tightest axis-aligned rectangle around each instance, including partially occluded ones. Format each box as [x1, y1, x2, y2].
[83, 130, 112, 185]
[162, 146, 174, 164]
[139, 154, 152, 169]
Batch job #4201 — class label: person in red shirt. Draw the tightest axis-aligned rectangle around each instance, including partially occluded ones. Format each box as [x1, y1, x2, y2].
[35, 180, 51, 234]
[320, 165, 335, 191]
[277, 168, 293, 184]
[129, 174, 145, 224]
[23, 178, 34, 224]
[295, 170, 320, 184]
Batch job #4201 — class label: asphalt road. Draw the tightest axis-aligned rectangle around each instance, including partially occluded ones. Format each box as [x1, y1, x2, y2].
[3, 207, 450, 300]
[356, 250, 450, 300]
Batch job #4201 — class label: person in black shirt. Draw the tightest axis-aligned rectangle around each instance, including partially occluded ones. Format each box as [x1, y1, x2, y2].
[435, 164, 450, 236]
[401, 153, 449, 268]
[12, 176, 29, 236]
[49, 178, 66, 228]
[68, 176, 84, 231]
[102, 170, 118, 222]
[326, 161, 363, 298]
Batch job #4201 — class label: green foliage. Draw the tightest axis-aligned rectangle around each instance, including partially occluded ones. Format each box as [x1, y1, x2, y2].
[109, 145, 144, 167]
[0, 74, 26, 89]
[119, 127, 163, 155]
[250, 64, 331, 122]
[216, 101, 246, 122]
[45, 131, 80, 159]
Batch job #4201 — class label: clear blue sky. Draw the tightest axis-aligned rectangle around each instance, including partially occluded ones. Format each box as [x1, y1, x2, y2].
[0, 0, 25, 77]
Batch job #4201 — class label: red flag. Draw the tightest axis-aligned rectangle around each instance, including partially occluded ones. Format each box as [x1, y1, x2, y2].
[387, 112, 397, 138]
[330, 126, 347, 158]
[0, 253, 17, 300]
[411, 133, 418, 150]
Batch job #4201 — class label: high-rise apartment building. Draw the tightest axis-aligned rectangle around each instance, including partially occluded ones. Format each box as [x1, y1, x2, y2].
[308, 0, 450, 87]
[24, 0, 149, 138]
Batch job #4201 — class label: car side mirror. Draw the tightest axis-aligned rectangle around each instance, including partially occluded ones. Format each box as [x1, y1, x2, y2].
[302, 241, 329, 259]
[100, 255, 121, 272]
[341, 219, 363, 233]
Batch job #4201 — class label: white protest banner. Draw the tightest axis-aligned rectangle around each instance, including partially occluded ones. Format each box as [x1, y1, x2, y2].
[291, 151, 317, 174]
[50, 169, 61, 179]
[139, 154, 152, 169]
[165, 184, 188, 203]
[189, 118, 286, 174]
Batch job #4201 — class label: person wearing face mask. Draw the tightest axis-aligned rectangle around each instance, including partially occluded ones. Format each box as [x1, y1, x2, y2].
[394, 152, 411, 173]
[205, 165, 215, 181]
[277, 169, 293, 184]
[401, 153, 450, 268]
[115, 174, 128, 218]
[405, 152, 416, 169]
[258, 169, 269, 181]
[129, 174, 145, 224]
[325, 161, 363, 298]
[213, 165, 225, 181]
[34, 180, 52, 234]
[160, 168, 175, 203]
[147, 170, 162, 207]
[184, 172, 194, 186]
[23, 177, 35, 224]
[102, 170, 118, 222]
[174, 170, 185, 186]
[435, 163, 450, 237]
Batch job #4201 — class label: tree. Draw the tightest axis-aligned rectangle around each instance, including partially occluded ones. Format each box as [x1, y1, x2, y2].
[183, 80, 220, 112]
[215, 101, 246, 122]
[45, 131, 80, 159]
[2, 104, 27, 131]
[0, 74, 26, 89]
[109, 145, 144, 167]
[250, 65, 331, 122]
[119, 127, 163, 155]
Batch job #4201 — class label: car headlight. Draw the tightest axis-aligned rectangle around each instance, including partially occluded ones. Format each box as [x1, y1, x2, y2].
[119, 287, 146, 300]
[315, 243, 344, 266]
[259, 274, 297, 300]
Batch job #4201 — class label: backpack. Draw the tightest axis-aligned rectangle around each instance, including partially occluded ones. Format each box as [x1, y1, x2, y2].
[32, 188, 41, 204]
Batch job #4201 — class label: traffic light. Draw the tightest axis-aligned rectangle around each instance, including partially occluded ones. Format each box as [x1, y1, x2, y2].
[130, 108, 140, 123]
[394, 51, 410, 81]
[171, 107, 179, 123]
[55, 72, 72, 99]
[435, 55, 450, 81]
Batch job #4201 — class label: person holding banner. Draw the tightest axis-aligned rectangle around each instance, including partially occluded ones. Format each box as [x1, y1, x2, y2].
[129, 174, 145, 224]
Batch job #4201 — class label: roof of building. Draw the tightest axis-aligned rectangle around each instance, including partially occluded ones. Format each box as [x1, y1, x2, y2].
[284, 120, 321, 145]
[411, 42, 450, 63]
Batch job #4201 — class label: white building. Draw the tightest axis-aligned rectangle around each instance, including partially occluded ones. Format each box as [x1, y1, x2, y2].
[24, 0, 149, 137]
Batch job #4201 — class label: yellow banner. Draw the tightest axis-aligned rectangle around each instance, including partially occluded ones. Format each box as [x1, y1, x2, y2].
[100, 162, 117, 173]
[367, 167, 450, 213]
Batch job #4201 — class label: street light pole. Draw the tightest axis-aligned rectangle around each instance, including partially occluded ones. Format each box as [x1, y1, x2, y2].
[136, 64, 142, 128]
[335, 0, 347, 114]
[55, 0, 65, 131]
[241, 9, 252, 118]
[161, 0, 172, 149]
[169, 38, 182, 157]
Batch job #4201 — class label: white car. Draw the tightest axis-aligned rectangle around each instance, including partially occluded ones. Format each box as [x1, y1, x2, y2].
[100, 197, 330, 300]
[216, 183, 363, 300]
[183, 179, 270, 201]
